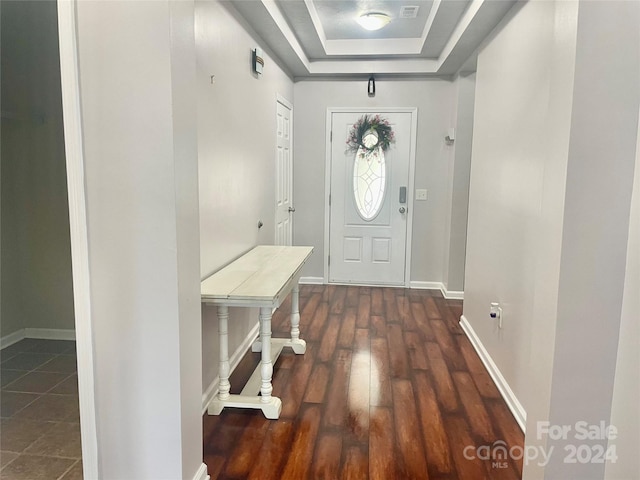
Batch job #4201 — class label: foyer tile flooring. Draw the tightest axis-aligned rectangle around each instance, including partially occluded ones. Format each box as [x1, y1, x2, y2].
[0, 339, 82, 480]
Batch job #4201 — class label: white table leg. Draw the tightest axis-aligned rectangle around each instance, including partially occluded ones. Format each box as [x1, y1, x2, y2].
[288, 284, 306, 354]
[259, 307, 281, 419]
[208, 305, 230, 415]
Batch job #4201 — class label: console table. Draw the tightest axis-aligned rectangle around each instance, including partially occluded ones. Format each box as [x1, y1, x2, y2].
[201, 245, 313, 419]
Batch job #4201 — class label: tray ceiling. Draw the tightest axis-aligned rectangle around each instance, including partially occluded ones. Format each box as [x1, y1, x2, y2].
[223, 0, 518, 78]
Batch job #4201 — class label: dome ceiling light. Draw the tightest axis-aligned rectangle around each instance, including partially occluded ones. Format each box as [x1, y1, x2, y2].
[356, 12, 391, 31]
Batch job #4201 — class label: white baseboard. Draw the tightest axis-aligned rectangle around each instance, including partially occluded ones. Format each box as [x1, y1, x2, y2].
[300, 276, 324, 285]
[409, 281, 464, 300]
[443, 288, 464, 300]
[459, 315, 526, 432]
[299, 278, 463, 299]
[1, 329, 26, 349]
[25, 328, 76, 341]
[410, 281, 442, 290]
[192, 463, 210, 480]
[1, 328, 76, 349]
[202, 321, 261, 414]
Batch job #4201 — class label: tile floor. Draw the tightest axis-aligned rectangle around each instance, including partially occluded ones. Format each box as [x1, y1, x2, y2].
[1, 339, 82, 480]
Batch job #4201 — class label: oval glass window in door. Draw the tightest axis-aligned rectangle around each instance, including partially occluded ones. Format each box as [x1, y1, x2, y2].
[353, 131, 387, 221]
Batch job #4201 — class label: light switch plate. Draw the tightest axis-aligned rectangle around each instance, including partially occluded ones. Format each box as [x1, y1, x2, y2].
[415, 189, 428, 201]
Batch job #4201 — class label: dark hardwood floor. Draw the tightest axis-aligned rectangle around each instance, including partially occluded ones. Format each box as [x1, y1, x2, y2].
[203, 285, 524, 480]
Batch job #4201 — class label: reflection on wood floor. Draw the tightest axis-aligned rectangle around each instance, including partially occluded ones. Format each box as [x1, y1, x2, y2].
[203, 285, 524, 480]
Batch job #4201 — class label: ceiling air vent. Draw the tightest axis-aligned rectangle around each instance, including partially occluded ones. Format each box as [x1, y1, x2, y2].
[399, 5, 420, 18]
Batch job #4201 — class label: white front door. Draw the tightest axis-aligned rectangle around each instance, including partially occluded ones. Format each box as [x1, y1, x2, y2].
[328, 111, 414, 285]
[275, 98, 293, 245]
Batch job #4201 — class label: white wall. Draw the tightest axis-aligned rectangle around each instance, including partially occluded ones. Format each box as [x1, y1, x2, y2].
[293, 79, 456, 284]
[465, 0, 578, 435]
[170, 2, 205, 478]
[1, 0, 74, 338]
[195, 0, 294, 397]
[605, 107, 640, 480]
[74, 1, 203, 478]
[465, 1, 639, 478]
[545, 2, 639, 477]
[443, 72, 475, 293]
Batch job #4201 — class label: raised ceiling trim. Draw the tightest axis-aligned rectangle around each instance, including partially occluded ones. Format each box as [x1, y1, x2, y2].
[324, 38, 424, 56]
[248, 0, 513, 78]
[262, 0, 311, 70]
[307, 58, 439, 75]
[305, 0, 440, 57]
[419, 0, 441, 48]
[304, 0, 328, 50]
[438, 0, 484, 63]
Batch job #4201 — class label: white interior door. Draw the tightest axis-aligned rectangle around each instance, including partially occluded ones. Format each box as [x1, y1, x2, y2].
[275, 99, 293, 245]
[329, 111, 413, 285]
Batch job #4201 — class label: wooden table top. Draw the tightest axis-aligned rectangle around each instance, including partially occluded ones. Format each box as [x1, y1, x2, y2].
[201, 245, 313, 307]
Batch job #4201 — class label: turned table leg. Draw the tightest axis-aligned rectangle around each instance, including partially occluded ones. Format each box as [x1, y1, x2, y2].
[288, 284, 306, 354]
[259, 307, 281, 419]
[208, 305, 230, 415]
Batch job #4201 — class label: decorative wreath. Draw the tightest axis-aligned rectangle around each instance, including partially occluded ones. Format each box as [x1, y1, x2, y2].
[346, 114, 395, 156]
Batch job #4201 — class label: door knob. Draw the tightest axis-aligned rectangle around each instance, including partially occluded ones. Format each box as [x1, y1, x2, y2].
[399, 206, 406, 214]
[288, 206, 296, 213]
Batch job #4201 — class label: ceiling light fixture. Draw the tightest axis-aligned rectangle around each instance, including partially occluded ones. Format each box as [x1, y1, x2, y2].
[356, 12, 391, 31]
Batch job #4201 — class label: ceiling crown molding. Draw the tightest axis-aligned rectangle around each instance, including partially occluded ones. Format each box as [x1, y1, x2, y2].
[228, 0, 518, 78]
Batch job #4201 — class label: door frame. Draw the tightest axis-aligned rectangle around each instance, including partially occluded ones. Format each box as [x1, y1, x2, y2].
[57, 1, 99, 477]
[323, 107, 418, 287]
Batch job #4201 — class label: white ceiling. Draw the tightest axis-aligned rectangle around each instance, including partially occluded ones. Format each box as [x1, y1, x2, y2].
[223, 0, 518, 79]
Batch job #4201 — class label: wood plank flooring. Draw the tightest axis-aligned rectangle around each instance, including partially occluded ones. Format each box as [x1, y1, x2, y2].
[203, 285, 523, 480]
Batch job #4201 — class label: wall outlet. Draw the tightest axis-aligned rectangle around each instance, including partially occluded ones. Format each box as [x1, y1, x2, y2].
[415, 189, 428, 201]
[490, 302, 503, 329]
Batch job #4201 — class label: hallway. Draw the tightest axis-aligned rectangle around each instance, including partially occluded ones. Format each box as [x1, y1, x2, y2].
[27, 0, 636, 476]
[203, 285, 523, 479]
